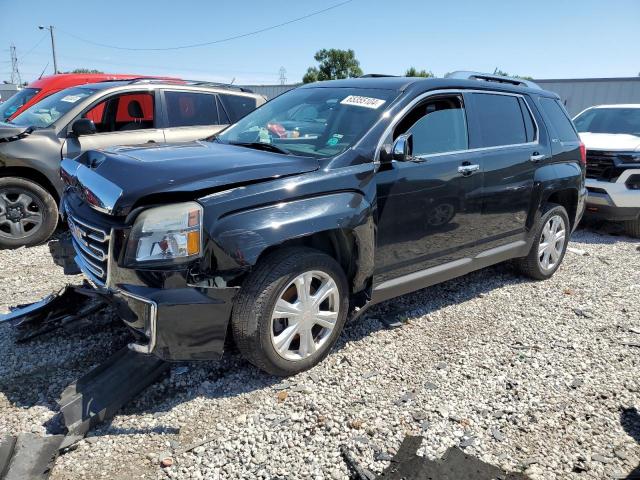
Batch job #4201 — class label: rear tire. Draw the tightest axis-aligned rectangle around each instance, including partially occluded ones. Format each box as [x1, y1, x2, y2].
[515, 203, 570, 280]
[623, 218, 640, 238]
[231, 247, 349, 376]
[0, 177, 58, 249]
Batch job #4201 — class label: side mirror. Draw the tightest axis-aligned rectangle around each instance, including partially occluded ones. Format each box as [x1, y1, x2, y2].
[392, 133, 414, 161]
[71, 118, 96, 136]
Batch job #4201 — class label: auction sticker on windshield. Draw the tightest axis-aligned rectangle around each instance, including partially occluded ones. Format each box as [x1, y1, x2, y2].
[60, 95, 84, 103]
[340, 95, 386, 109]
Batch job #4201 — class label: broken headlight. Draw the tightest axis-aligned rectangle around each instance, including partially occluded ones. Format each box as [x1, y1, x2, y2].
[126, 202, 203, 265]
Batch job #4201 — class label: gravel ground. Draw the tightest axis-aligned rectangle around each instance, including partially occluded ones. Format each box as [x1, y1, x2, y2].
[1, 226, 639, 480]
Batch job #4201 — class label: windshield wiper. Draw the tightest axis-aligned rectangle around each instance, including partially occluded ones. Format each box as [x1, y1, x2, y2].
[229, 141, 291, 155]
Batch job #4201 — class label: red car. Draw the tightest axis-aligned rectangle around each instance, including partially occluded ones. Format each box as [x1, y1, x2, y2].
[0, 73, 178, 122]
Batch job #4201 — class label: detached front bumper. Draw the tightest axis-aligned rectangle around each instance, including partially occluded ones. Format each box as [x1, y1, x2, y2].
[51, 228, 239, 362]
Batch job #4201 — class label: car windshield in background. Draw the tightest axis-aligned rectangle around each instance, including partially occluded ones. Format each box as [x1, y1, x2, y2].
[10, 86, 99, 128]
[0, 88, 41, 121]
[215, 87, 397, 158]
[574, 107, 640, 136]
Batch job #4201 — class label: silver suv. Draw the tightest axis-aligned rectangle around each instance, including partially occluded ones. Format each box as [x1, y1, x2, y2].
[0, 79, 265, 248]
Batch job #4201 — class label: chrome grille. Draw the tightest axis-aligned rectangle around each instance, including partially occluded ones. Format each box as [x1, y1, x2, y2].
[67, 214, 110, 285]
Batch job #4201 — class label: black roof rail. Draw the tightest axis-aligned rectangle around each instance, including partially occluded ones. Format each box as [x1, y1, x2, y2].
[445, 71, 541, 90]
[128, 78, 254, 93]
[359, 74, 399, 78]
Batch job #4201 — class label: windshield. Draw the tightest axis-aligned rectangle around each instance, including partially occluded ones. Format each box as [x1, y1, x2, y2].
[0, 88, 41, 121]
[215, 87, 397, 158]
[10, 86, 99, 128]
[574, 107, 640, 136]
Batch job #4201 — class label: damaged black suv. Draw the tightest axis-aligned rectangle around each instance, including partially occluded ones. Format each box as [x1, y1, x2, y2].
[54, 72, 586, 376]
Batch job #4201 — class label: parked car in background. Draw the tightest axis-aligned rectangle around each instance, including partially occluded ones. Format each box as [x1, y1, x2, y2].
[574, 104, 640, 237]
[53, 72, 585, 376]
[0, 73, 165, 122]
[0, 79, 265, 248]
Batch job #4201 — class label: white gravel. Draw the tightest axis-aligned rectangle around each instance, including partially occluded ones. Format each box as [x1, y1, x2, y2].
[1, 226, 639, 480]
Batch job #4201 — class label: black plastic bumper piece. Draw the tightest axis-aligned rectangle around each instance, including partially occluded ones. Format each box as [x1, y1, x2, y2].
[48, 232, 82, 275]
[0, 434, 64, 480]
[584, 204, 640, 221]
[114, 285, 239, 361]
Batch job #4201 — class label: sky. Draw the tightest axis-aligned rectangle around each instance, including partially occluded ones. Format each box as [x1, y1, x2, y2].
[0, 0, 638, 85]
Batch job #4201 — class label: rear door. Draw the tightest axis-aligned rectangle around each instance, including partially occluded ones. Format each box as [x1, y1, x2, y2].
[162, 90, 228, 143]
[464, 91, 545, 250]
[62, 90, 165, 157]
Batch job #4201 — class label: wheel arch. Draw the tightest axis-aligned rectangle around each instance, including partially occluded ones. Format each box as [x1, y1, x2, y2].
[0, 166, 60, 204]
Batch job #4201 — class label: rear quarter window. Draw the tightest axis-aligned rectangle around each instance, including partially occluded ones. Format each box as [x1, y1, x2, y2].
[538, 97, 579, 143]
[219, 94, 257, 123]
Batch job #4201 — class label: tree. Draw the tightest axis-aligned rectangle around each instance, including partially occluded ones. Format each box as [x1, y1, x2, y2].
[66, 68, 104, 74]
[493, 68, 533, 81]
[405, 67, 434, 78]
[302, 49, 363, 83]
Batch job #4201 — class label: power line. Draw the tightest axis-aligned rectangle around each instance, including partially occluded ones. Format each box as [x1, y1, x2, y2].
[20, 33, 48, 60]
[57, 0, 353, 51]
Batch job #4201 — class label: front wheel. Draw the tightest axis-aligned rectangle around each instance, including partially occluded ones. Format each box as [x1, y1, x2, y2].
[0, 177, 58, 249]
[515, 204, 570, 280]
[231, 247, 349, 376]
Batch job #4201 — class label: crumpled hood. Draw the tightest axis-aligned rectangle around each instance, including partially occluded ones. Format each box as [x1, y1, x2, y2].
[579, 132, 640, 152]
[63, 141, 320, 216]
[0, 122, 32, 143]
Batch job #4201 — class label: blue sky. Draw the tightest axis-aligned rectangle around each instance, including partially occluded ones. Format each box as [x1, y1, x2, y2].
[0, 0, 638, 85]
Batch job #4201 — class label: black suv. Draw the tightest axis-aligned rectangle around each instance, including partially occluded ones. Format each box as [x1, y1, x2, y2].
[55, 72, 586, 376]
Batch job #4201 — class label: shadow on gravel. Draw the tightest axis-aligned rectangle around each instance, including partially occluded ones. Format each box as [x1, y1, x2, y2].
[621, 407, 640, 480]
[575, 221, 639, 245]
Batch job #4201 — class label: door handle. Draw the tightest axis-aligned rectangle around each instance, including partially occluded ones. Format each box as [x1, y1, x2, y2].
[458, 164, 480, 175]
[530, 152, 546, 162]
[147, 140, 156, 144]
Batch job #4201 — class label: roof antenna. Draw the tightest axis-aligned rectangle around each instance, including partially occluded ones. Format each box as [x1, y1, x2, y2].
[229, 77, 236, 85]
[38, 62, 49, 79]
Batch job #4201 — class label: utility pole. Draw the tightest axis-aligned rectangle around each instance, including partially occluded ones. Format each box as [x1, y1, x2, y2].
[279, 67, 287, 85]
[9, 44, 22, 85]
[38, 25, 58, 74]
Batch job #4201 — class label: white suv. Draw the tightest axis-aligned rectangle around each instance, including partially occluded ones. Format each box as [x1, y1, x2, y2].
[574, 104, 640, 237]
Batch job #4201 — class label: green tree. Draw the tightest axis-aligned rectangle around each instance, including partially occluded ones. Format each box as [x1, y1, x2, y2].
[405, 67, 434, 78]
[302, 49, 363, 83]
[493, 68, 533, 81]
[66, 68, 104, 74]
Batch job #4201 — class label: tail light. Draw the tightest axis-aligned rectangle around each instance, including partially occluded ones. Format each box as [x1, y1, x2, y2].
[579, 142, 587, 166]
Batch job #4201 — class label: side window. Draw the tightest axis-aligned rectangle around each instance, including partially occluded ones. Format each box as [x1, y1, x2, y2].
[82, 92, 155, 133]
[538, 97, 579, 142]
[395, 96, 468, 156]
[472, 93, 528, 147]
[518, 97, 536, 143]
[165, 91, 220, 127]
[219, 94, 257, 123]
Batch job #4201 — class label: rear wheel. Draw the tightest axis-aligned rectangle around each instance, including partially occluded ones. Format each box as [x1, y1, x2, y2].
[623, 218, 640, 238]
[231, 247, 349, 376]
[0, 177, 58, 249]
[516, 204, 570, 280]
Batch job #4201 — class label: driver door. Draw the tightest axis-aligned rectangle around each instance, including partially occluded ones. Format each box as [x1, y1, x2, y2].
[374, 94, 484, 287]
[62, 91, 165, 158]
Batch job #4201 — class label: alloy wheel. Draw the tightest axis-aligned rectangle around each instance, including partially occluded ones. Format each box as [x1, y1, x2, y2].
[0, 189, 45, 240]
[270, 270, 340, 361]
[537, 214, 566, 271]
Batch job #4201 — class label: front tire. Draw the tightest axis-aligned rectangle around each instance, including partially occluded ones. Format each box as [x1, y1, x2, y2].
[516, 203, 570, 280]
[623, 218, 640, 238]
[231, 247, 349, 376]
[0, 177, 58, 249]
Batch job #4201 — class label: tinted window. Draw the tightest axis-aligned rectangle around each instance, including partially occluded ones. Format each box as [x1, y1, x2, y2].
[539, 98, 579, 142]
[518, 97, 536, 142]
[165, 91, 220, 127]
[396, 97, 468, 156]
[219, 94, 257, 122]
[473, 93, 527, 147]
[573, 107, 640, 136]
